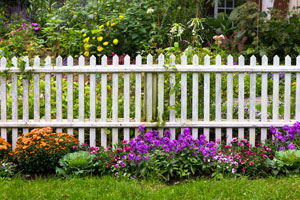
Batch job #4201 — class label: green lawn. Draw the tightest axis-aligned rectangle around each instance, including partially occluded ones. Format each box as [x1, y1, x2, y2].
[0, 176, 299, 200]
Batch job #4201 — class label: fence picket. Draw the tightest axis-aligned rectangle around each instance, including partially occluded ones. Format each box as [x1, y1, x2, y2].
[273, 56, 280, 123]
[204, 55, 210, 140]
[112, 55, 119, 145]
[158, 54, 164, 136]
[261, 56, 268, 143]
[226, 55, 233, 144]
[192, 55, 199, 139]
[67, 56, 74, 135]
[11, 57, 18, 149]
[215, 55, 222, 142]
[124, 55, 130, 141]
[78, 56, 85, 144]
[56, 56, 63, 133]
[101, 56, 108, 148]
[45, 57, 51, 124]
[89, 56, 96, 147]
[249, 56, 257, 146]
[23, 57, 30, 134]
[238, 56, 245, 139]
[0, 57, 7, 140]
[146, 55, 153, 123]
[169, 54, 176, 140]
[296, 56, 300, 121]
[284, 56, 291, 122]
[34, 56, 40, 123]
[181, 55, 187, 133]
[135, 55, 142, 137]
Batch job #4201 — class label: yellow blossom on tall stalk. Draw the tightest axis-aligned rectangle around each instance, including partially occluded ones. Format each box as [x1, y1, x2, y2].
[106, 21, 110, 26]
[97, 36, 103, 42]
[113, 39, 118, 45]
[111, 22, 117, 26]
[103, 42, 109, 46]
[83, 33, 87, 37]
[119, 15, 124, 20]
[83, 37, 90, 43]
[99, 25, 104, 29]
[84, 51, 89, 57]
[97, 46, 104, 52]
[84, 43, 89, 50]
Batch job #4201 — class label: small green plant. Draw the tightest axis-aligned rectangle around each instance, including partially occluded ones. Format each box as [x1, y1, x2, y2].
[56, 151, 96, 177]
[267, 150, 300, 175]
[0, 162, 16, 179]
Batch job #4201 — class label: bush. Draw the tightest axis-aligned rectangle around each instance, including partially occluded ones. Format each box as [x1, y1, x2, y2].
[0, 137, 11, 161]
[13, 127, 79, 174]
[56, 151, 96, 177]
[266, 150, 300, 175]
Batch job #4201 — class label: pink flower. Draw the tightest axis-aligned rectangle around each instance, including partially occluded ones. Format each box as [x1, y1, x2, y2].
[34, 27, 41, 31]
[216, 139, 221, 144]
[231, 138, 238, 142]
[73, 145, 78, 149]
[224, 145, 231, 148]
[0, 38, 3, 42]
[122, 140, 128, 144]
[249, 161, 254, 165]
[237, 142, 243, 146]
[219, 34, 225, 40]
[31, 23, 38, 26]
[11, 31, 14, 36]
[266, 148, 271, 151]
[95, 147, 100, 151]
[116, 148, 122, 151]
[90, 150, 97, 154]
[213, 36, 218, 40]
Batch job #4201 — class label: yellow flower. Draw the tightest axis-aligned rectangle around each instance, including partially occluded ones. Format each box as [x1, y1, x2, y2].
[119, 15, 124, 20]
[113, 39, 118, 45]
[83, 33, 87, 37]
[99, 25, 104, 29]
[106, 21, 110, 26]
[103, 42, 109, 46]
[111, 22, 117, 26]
[92, 37, 95, 39]
[83, 37, 90, 43]
[97, 36, 103, 42]
[84, 44, 89, 50]
[84, 51, 89, 57]
[97, 46, 104, 52]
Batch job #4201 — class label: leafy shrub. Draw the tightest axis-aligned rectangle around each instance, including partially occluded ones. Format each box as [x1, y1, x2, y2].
[266, 150, 300, 175]
[106, 126, 217, 181]
[0, 137, 11, 161]
[13, 127, 79, 174]
[0, 162, 16, 179]
[215, 138, 274, 178]
[56, 151, 96, 177]
[269, 122, 300, 151]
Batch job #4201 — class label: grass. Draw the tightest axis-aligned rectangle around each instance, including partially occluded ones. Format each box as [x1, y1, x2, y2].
[0, 176, 300, 200]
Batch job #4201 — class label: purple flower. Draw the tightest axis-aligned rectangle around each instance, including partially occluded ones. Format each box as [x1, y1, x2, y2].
[138, 125, 145, 133]
[31, 23, 38, 26]
[279, 146, 285, 151]
[288, 143, 296, 150]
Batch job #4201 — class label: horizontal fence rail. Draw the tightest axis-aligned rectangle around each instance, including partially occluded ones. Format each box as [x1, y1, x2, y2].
[0, 54, 299, 149]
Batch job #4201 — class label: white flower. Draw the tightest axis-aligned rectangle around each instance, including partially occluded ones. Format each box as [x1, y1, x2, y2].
[146, 8, 154, 14]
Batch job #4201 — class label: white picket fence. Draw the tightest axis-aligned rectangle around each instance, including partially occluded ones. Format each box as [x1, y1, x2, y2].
[0, 54, 300, 149]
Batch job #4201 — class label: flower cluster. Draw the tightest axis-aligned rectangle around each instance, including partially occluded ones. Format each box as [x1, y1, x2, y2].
[126, 127, 217, 166]
[218, 138, 274, 176]
[213, 34, 225, 45]
[0, 162, 16, 178]
[270, 122, 300, 151]
[13, 127, 79, 173]
[0, 137, 11, 161]
[82, 15, 123, 57]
